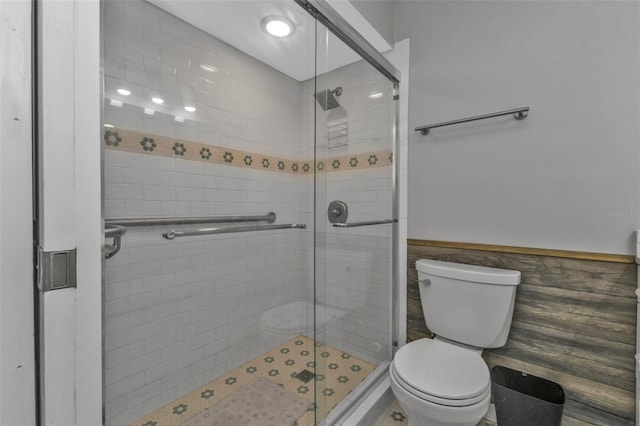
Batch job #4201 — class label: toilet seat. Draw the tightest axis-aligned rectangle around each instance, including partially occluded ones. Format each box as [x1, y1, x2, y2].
[392, 338, 490, 407]
[391, 364, 490, 407]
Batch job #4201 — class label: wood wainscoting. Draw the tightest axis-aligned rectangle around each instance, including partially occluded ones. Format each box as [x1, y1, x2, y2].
[407, 240, 636, 425]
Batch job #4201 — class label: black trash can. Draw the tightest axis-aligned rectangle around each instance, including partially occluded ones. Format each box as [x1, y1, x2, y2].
[491, 365, 565, 426]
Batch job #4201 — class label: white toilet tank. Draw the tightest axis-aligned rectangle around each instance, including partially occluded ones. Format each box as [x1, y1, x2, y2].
[416, 259, 521, 348]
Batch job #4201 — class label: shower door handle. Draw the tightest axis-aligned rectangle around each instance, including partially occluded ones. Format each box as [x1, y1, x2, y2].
[328, 200, 396, 228]
[104, 224, 127, 259]
[332, 219, 397, 228]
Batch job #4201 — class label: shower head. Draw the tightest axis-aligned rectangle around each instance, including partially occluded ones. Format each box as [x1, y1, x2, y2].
[314, 87, 342, 111]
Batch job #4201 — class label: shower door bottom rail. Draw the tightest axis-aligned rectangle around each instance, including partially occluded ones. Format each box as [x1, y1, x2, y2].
[163, 223, 307, 240]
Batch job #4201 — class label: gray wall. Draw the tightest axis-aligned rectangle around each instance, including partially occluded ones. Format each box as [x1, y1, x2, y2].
[350, 0, 395, 46]
[395, 1, 640, 254]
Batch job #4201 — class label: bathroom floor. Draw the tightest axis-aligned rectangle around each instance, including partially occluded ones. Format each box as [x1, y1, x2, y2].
[373, 400, 497, 426]
[131, 335, 375, 426]
[373, 400, 408, 425]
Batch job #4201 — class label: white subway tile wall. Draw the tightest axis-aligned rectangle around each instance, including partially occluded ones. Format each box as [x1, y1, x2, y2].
[104, 154, 310, 425]
[103, 1, 395, 424]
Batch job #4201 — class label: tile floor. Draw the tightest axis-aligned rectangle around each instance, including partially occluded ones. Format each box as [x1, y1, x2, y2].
[131, 335, 375, 426]
[373, 400, 407, 426]
[373, 399, 497, 426]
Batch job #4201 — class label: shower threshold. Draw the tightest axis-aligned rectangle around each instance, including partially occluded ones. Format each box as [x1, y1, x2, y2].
[130, 335, 375, 426]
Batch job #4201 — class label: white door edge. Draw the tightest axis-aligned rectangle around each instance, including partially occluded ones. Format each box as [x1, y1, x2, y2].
[37, 0, 102, 424]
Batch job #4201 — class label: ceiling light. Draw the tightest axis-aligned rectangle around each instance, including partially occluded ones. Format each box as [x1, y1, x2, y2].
[151, 97, 164, 104]
[110, 99, 123, 107]
[144, 108, 155, 115]
[175, 116, 186, 123]
[261, 16, 295, 38]
[184, 106, 196, 112]
[104, 123, 114, 128]
[368, 92, 383, 99]
[117, 88, 131, 96]
[266, 20, 291, 37]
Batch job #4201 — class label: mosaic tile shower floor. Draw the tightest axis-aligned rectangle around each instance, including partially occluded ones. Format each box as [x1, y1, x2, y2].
[131, 335, 375, 426]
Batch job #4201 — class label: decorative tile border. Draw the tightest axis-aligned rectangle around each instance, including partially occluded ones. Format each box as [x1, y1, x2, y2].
[104, 128, 392, 174]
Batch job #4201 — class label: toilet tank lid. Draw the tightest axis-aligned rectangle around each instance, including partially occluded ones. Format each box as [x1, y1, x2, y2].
[416, 259, 521, 286]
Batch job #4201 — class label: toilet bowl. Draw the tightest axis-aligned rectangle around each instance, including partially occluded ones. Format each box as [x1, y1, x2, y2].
[390, 338, 491, 426]
[390, 260, 520, 426]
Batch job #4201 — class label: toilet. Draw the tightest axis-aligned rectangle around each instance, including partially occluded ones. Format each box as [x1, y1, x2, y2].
[390, 259, 521, 426]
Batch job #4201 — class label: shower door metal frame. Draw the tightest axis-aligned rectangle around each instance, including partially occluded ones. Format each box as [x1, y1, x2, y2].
[294, 0, 401, 85]
[391, 82, 400, 354]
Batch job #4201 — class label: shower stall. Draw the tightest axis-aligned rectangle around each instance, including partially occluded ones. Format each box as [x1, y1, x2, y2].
[101, 1, 399, 424]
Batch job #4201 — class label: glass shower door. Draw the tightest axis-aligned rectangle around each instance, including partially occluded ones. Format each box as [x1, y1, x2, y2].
[313, 19, 397, 422]
[102, 2, 319, 425]
[101, 1, 395, 425]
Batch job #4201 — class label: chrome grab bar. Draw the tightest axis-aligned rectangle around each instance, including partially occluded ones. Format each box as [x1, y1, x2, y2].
[332, 219, 397, 228]
[104, 224, 127, 259]
[103, 213, 278, 258]
[415, 107, 529, 135]
[163, 223, 307, 240]
[106, 212, 276, 227]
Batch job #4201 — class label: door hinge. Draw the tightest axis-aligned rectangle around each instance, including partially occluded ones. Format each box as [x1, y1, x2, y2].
[37, 247, 77, 292]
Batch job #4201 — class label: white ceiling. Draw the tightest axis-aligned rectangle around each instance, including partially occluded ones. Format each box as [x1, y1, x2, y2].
[148, 0, 391, 82]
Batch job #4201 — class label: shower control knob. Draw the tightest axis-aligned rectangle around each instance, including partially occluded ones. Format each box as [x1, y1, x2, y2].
[327, 200, 348, 224]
